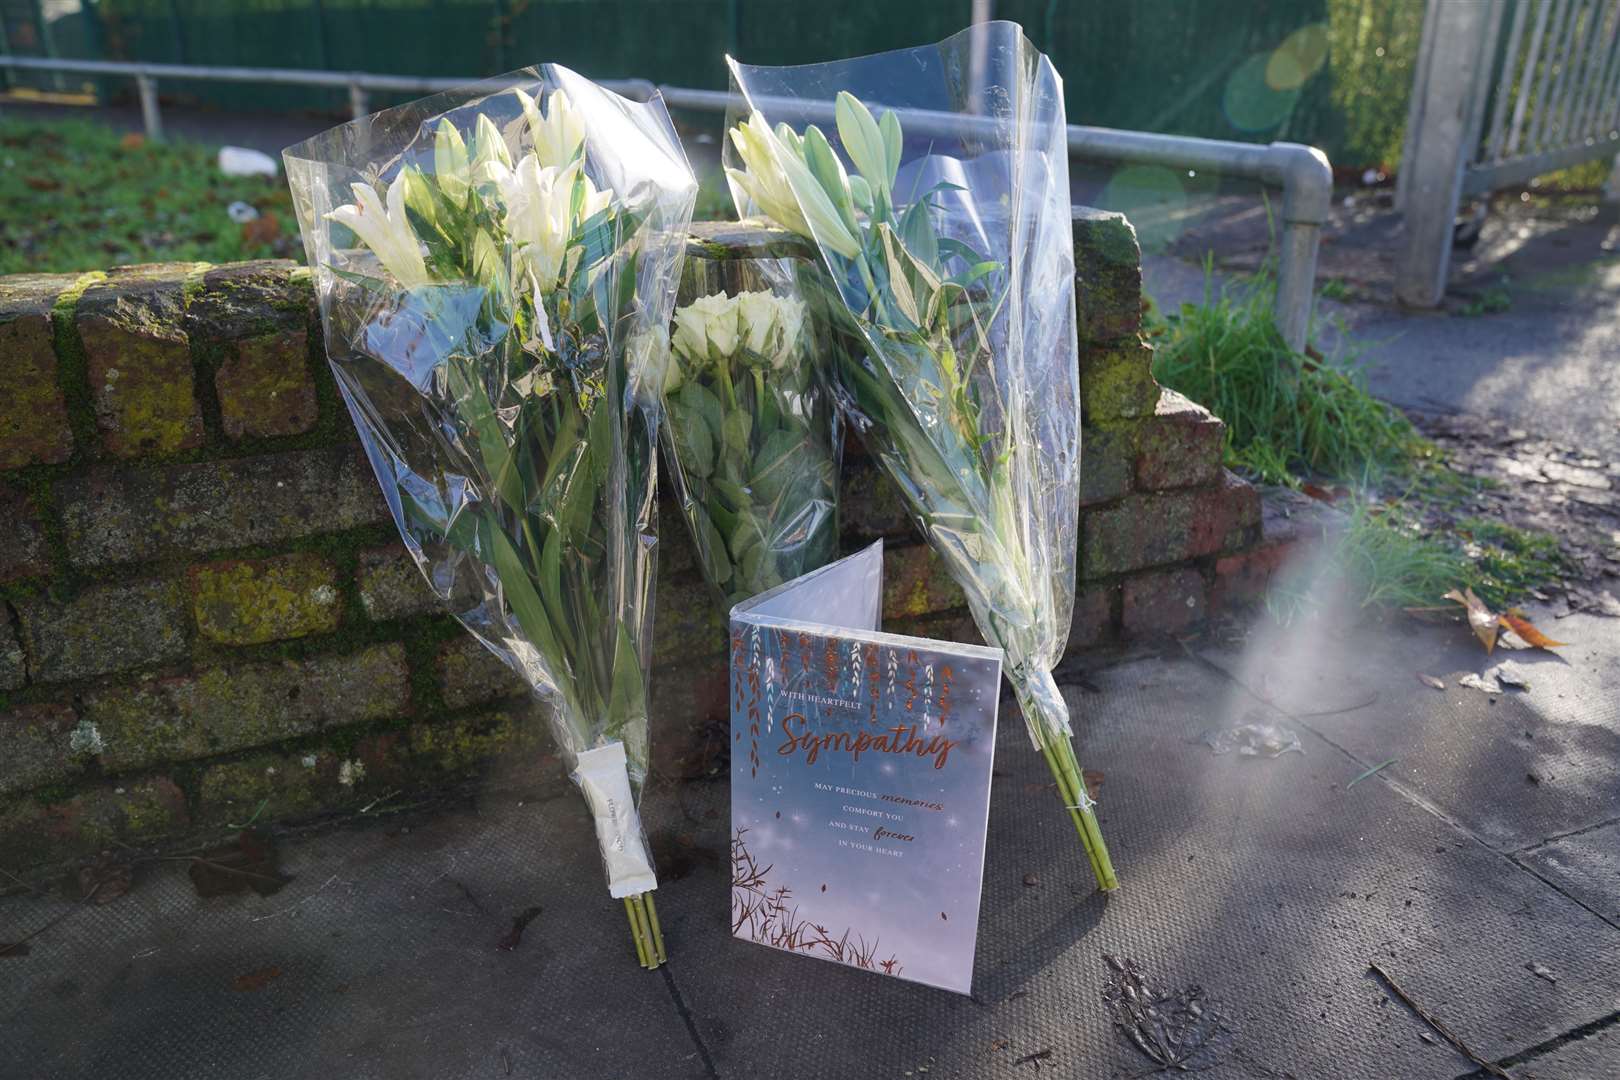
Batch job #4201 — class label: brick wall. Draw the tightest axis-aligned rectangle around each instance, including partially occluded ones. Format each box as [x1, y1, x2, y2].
[0, 211, 1277, 870]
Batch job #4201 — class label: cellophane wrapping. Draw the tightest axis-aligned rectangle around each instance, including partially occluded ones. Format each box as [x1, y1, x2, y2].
[724, 22, 1115, 888]
[662, 254, 842, 610]
[284, 66, 697, 902]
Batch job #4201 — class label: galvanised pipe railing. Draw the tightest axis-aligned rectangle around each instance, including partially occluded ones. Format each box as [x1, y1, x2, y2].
[0, 53, 1331, 350]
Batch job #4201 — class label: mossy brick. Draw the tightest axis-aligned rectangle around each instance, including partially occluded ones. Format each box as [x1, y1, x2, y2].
[59, 445, 388, 566]
[1211, 487, 1346, 612]
[1072, 207, 1143, 344]
[882, 542, 968, 620]
[436, 635, 527, 709]
[216, 330, 318, 439]
[883, 608, 983, 649]
[0, 481, 51, 582]
[1079, 337, 1160, 421]
[1082, 473, 1261, 577]
[85, 642, 409, 773]
[0, 777, 189, 869]
[686, 221, 816, 264]
[1135, 389, 1225, 491]
[408, 704, 546, 776]
[194, 748, 367, 828]
[190, 552, 342, 646]
[1066, 581, 1119, 652]
[76, 264, 205, 457]
[183, 260, 313, 341]
[0, 702, 82, 797]
[1079, 420, 1138, 507]
[1122, 567, 1209, 639]
[0, 272, 78, 468]
[357, 544, 440, 622]
[652, 571, 728, 665]
[0, 619, 24, 691]
[19, 577, 187, 682]
[841, 456, 915, 539]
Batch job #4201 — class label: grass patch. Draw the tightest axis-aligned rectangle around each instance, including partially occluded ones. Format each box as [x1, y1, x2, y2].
[1152, 268, 1565, 618]
[0, 118, 298, 274]
[1456, 284, 1513, 317]
[1150, 271, 1432, 487]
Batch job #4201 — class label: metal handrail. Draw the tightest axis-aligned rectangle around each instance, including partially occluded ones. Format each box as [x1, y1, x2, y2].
[0, 52, 1329, 348]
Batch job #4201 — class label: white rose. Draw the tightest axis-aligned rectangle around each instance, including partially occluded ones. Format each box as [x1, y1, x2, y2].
[770, 294, 807, 369]
[735, 290, 779, 356]
[671, 292, 740, 362]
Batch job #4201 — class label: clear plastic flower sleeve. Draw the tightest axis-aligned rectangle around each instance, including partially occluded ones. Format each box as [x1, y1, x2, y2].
[284, 66, 698, 959]
[724, 22, 1116, 889]
[661, 254, 842, 609]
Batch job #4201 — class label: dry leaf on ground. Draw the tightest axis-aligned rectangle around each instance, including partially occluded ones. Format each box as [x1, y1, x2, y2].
[1417, 673, 1445, 691]
[1499, 609, 1567, 650]
[1459, 673, 1502, 694]
[1443, 588, 1500, 653]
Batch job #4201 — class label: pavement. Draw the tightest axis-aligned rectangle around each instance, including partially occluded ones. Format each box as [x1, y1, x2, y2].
[4, 109, 1620, 1078]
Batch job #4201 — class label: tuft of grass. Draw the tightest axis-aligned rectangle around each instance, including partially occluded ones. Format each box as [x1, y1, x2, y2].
[0, 117, 298, 274]
[1151, 269, 1430, 487]
[1456, 284, 1512, 317]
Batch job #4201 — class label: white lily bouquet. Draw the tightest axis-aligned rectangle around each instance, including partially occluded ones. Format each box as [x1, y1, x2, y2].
[285, 66, 698, 966]
[662, 277, 841, 608]
[725, 24, 1118, 891]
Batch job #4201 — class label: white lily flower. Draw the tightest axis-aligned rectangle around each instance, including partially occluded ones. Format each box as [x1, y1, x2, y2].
[486, 153, 612, 293]
[726, 111, 860, 260]
[325, 179, 430, 290]
[471, 113, 513, 177]
[517, 87, 586, 168]
[434, 118, 471, 206]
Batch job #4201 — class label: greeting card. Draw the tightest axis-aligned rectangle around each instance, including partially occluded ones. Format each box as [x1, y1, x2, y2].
[729, 542, 1002, 993]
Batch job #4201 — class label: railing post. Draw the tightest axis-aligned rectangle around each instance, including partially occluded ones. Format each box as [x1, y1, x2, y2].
[135, 73, 163, 141]
[1396, 1, 1502, 308]
[348, 81, 369, 120]
[1270, 143, 1333, 353]
[1605, 149, 1620, 203]
[1395, 0, 1442, 215]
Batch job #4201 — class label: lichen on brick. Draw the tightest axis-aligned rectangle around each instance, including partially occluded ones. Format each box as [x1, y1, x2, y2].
[216, 330, 318, 439]
[190, 552, 342, 645]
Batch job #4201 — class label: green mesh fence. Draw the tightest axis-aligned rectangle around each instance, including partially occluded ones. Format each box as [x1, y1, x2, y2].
[28, 0, 1428, 167]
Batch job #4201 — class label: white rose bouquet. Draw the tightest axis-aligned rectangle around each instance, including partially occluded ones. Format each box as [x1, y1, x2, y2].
[285, 66, 697, 966]
[724, 25, 1118, 891]
[660, 281, 840, 607]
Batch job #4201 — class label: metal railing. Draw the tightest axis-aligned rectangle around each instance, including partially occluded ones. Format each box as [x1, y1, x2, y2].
[0, 52, 1331, 350]
[1397, 0, 1620, 307]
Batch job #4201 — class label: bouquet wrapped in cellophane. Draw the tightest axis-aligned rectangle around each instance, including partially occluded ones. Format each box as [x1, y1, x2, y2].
[662, 257, 841, 609]
[284, 66, 698, 966]
[724, 23, 1117, 890]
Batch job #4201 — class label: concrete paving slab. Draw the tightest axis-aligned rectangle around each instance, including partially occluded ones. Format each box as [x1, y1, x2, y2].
[1200, 604, 1620, 856]
[657, 656, 1620, 1079]
[1519, 821, 1620, 927]
[3, 653, 1615, 1080]
[0, 792, 708, 1080]
[1508, 1023, 1620, 1080]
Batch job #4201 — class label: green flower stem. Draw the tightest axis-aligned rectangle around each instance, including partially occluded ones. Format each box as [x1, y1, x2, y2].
[1035, 725, 1118, 892]
[622, 891, 665, 969]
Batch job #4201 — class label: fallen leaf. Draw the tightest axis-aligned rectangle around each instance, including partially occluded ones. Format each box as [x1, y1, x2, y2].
[1023, 873, 1040, 887]
[232, 965, 282, 992]
[1443, 588, 1499, 653]
[1525, 961, 1557, 984]
[188, 829, 291, 898]
[1417, 673, 1445, 691]
[1499, 610, 1566, 651]
[1459, 673, 1502, 694]
[63, 856, 134, 905]
[119, 132, 146, 150]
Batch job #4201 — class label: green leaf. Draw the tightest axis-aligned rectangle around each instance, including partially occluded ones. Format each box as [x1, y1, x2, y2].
[721, 409, 752, 454]
[689, 503, 732, 587]
[711, 477, 750, 512]
[749, 428, 804, 507]
[606, 624, 647, 736]
[678, 382, 723, 442]
[899, 198, 939, 271]
[668, 399, 715, 478]
[489, 521, 563, 664]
